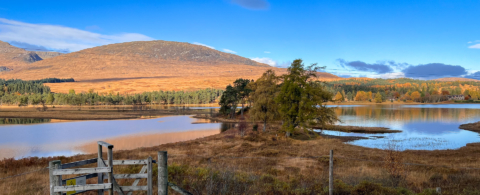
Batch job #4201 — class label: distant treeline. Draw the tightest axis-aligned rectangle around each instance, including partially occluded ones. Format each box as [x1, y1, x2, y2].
[0, 88, 223, 106]
[325, 78, 480, 103]
[0, 118, 51, 125]
[0, 78, 74, 95]
[0, 78, 223, 106]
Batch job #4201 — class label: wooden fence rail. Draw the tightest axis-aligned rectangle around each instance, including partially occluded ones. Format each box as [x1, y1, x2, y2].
[49, 142, 192, 195]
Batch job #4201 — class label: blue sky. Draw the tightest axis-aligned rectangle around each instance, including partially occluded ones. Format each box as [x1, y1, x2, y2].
[0, 0, 479, 79]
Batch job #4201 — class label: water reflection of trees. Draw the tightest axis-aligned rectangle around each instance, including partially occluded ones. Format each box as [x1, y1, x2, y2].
[0, 118, 51, 125]
[335, 106, 480, 123]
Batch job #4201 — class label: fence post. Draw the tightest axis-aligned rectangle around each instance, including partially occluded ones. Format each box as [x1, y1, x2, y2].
[107, 145, 114, 195]
[98, 144, 104, 194]
[49, 160, 61, 195]
[158, 151, 168, 195]
[148, 156, 153, 195]
[329, 150, 333, 195]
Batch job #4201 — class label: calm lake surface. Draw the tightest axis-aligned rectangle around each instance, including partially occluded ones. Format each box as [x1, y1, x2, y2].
[0, 104, 479, 159]
[321, 104, 480, 150]
[0, 115, 221, 159]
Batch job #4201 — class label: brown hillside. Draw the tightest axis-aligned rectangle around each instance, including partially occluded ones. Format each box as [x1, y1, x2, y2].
[433, 77, 480, 82]
[34, 51, 63, 59]
[0, 40, 340, 94]
[0, 41, 42, 70]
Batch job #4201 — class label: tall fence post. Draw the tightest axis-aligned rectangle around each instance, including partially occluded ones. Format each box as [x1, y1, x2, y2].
[49, 160, 61, 195]
[158, 151, 168, 195]
[107, 145, 114, 195]
[148, 156, 153, 195]
[98, 144, 104, 194]
[329, 150, 333, 195]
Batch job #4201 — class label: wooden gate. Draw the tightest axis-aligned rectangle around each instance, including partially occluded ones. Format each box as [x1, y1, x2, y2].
[49, 141, 155, 195]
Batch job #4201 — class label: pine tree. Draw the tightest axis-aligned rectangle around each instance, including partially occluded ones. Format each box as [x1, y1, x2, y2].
[276, 59, 338, 137]
[248, 70, 280, 132]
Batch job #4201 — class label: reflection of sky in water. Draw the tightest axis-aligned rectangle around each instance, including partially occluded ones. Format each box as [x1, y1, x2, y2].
[321, 104, 480, 150]
[0, 115, 220, 159]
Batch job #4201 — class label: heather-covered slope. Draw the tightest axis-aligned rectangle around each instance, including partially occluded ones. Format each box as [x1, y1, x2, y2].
[0, 40, 340, 93]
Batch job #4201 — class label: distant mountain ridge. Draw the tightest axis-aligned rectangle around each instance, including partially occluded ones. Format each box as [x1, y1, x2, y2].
[0, 39, 339, 93]
[0, 41, 64, 66]
[34, 51, 63, 59]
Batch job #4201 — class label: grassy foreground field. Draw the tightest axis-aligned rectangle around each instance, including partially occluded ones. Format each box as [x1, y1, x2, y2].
[1, 121, 480, 195]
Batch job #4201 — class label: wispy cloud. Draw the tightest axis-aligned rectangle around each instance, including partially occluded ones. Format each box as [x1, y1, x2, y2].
[223, 49, 236, 53]
[402, 63, 467, 79]
[464, 71, 480, 80]
[264, 51, 271, 53]
[337, 59, 394, 74]
[0, 18, 153, 52]
[378, 72, 405, 79]
[231, 0, 270, 10]
[468, 40, 480, 49]
[468, 44, 480, 49]
[9, 41, 52, 52]
[192, 42, 215, 49]
[251, 57, 276, 66]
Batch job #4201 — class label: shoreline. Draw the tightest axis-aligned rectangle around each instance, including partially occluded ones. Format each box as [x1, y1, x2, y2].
[2, 122, 480, 194]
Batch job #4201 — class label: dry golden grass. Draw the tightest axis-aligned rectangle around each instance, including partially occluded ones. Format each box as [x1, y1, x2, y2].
[2, 120, 480, 194]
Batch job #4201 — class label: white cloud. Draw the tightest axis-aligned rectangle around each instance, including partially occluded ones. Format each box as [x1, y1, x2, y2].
[468, 43, 480, 49]
[0, 18, 154, 52]
[223, 49, 236, 53]
[264, 51, 271, 53]
[192, 42, 215, 49]
[251, 57, 277, 66]
[378, 72, 405, 79]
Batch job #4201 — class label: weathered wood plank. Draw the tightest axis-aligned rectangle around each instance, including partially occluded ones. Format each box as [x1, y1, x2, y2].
[62, 173, 98, 185]
[158, 151, 168, 195]
[114, 174, 148, 179]
[98, 145, 104, 194]
[120, 186, 148, 191]
[112, 175, 125, 195]
[107, 160, 148, 165]
[54, 183, 112, 192]
[168, 182, 193, 195]
[49, 160, 61, 195]
[61, 158, 97, 169]
[107, 147, 114, 195]
[148, 156, 153, 195]
[98, 141, 113, 149]
[126, 165, 147, 195]
[61, 190, 94, 195]
[53, 167, 111, 175]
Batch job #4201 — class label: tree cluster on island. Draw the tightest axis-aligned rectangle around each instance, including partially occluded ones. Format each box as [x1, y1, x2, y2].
[219, 59, 339, 137]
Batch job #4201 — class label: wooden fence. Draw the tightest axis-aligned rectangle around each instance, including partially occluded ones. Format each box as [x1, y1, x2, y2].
[49, 141, 191, 195]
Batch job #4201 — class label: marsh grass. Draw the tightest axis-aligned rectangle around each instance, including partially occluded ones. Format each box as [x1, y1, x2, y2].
[2, 123, 480, 194]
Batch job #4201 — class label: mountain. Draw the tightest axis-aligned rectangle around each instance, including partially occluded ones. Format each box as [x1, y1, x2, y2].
[0, 41, 43, 70]
[433, 77, 480, 82]
[34, 51, 63, 59]
[0, 40, 340, 94]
